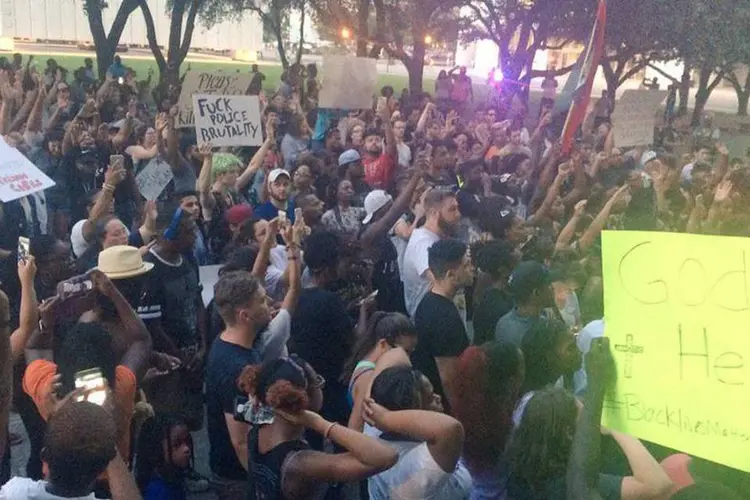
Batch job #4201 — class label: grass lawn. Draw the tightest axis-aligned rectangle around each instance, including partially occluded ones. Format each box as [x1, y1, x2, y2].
[25, 53, 416, 93]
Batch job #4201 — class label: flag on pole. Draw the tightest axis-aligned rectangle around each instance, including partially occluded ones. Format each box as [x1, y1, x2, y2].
[559, 0, 607, 154]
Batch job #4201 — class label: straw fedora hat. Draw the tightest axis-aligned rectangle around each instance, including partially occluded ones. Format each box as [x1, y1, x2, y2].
[96, 245, 154, 279]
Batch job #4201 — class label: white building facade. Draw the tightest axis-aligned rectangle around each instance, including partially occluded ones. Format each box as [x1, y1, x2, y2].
[0, 0, 263, 53]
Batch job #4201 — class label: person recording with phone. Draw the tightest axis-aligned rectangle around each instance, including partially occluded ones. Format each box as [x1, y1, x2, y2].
[23, 251, 154, 464]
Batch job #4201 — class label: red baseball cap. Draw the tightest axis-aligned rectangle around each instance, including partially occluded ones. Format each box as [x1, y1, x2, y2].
[225, 204, 254, 225]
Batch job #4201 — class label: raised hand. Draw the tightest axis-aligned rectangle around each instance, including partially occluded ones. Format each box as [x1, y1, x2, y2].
[18, 256, 37, 287]
[714, 179, 733, 204]
[557, 161, 573, 178]
[104, 162, 126, 186]
[198, 142, 213, 159]
[155, 112, 168, 132]
[363, 397, 391, 429]
[266, 116, 276, 141]
[573, 199, 588, 216]
[586, 337, 615, 391]
[88, 269, 117, 298]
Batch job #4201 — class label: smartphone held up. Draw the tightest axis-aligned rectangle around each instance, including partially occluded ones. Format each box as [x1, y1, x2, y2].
[17, 236, 30, 262]
[74, 367, 107, 406]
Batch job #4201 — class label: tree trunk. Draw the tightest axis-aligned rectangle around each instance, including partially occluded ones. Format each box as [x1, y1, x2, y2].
[692, 90, 708, 127]
[95, 45, 115, 82]
[272, 10, 290, 70]
[601, 61, 619, 112]
[678, 62, 691, 116]
[368, 0, 386, 58]
[733, 71, 750, 116]
[295, 5, 305, 66]
[406, 41, 426, 94]
[738, 92, 749, 116]
[356, 0, 370, 57]
[691, 65, 713, 127]
[86, 0, 138, 81]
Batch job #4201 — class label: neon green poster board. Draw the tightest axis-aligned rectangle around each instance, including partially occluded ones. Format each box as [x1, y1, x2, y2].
[602, 230, 750, 473]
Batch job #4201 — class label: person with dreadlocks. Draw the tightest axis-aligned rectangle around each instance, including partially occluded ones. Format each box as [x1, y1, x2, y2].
[135, 413, 193, 499]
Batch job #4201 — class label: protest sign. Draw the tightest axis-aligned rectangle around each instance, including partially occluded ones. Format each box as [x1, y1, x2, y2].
[177, 71, 254, 128]
[611, 90, 667, 148]
[602, 231, 750, 473]
[193, 94, 262, 147]
[319, 56, 378, 110]
[0, 136, 55, 202]
[135, 158, 174, 201]
[199, 265, 222, 306]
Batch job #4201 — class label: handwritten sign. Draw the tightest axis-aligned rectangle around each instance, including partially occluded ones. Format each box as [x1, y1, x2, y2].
[177, 71, 254, 128]
[319, 56, 378, 109]
[612, 90, 667, 148]
[193, 94, 262, 147]
[0, 137, 55, 202]
[135, 158, 174, 201]
[602, 231, 750, 473]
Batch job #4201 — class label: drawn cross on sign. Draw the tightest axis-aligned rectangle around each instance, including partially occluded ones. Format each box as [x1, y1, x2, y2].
[614, 334, 645, 379]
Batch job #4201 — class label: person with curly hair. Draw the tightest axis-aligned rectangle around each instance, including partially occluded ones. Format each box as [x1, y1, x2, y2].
[0, 401, 140, 499]
[135, 413, 193, 499]
[237, 355, 397, 500]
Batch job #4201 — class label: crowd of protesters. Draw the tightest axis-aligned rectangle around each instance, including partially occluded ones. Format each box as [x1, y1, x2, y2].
[0, 51, 746, 500]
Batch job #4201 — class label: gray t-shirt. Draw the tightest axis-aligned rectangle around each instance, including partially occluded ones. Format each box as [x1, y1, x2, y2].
[494, 308, 537, 346]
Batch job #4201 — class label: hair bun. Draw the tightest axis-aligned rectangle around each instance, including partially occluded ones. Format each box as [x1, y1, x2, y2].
[265, 380, 309, 413]
[237, 365, 263, 395]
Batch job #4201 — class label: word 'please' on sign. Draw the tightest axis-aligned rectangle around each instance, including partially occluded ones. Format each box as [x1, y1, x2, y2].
[601, 230, 750, 473]
[176, 71, 254, 128]
[193, 94, 262, 148]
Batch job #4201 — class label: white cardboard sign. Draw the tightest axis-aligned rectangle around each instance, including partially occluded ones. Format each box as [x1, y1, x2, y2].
[193, 94, 263, 147]
[319, 56, 378, 110]
[177, 71, 254, 128]
[135, 157, 174, 201]
[0, 137, 55, 202]
[612, 90, 668, 148]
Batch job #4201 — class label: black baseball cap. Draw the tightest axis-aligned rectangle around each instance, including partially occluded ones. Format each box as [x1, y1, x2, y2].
[507, 261, 552, 301]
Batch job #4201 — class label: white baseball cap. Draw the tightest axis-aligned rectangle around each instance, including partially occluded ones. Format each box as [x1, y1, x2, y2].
[641, 150, 657, 167]
[268, 168, 291, 184]
[362, 190, 393, 224]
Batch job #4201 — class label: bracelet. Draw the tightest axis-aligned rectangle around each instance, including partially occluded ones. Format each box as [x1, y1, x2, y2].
[102, 183, 115, 192]
[324, 422, 338, 441]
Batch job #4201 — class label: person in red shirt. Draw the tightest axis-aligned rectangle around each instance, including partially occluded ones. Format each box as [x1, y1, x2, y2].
[362, 105, 398, 190]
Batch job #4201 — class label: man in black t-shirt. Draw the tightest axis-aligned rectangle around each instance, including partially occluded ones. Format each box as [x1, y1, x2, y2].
[411, 239, 474, 414]
[290, 232, 353, 438]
